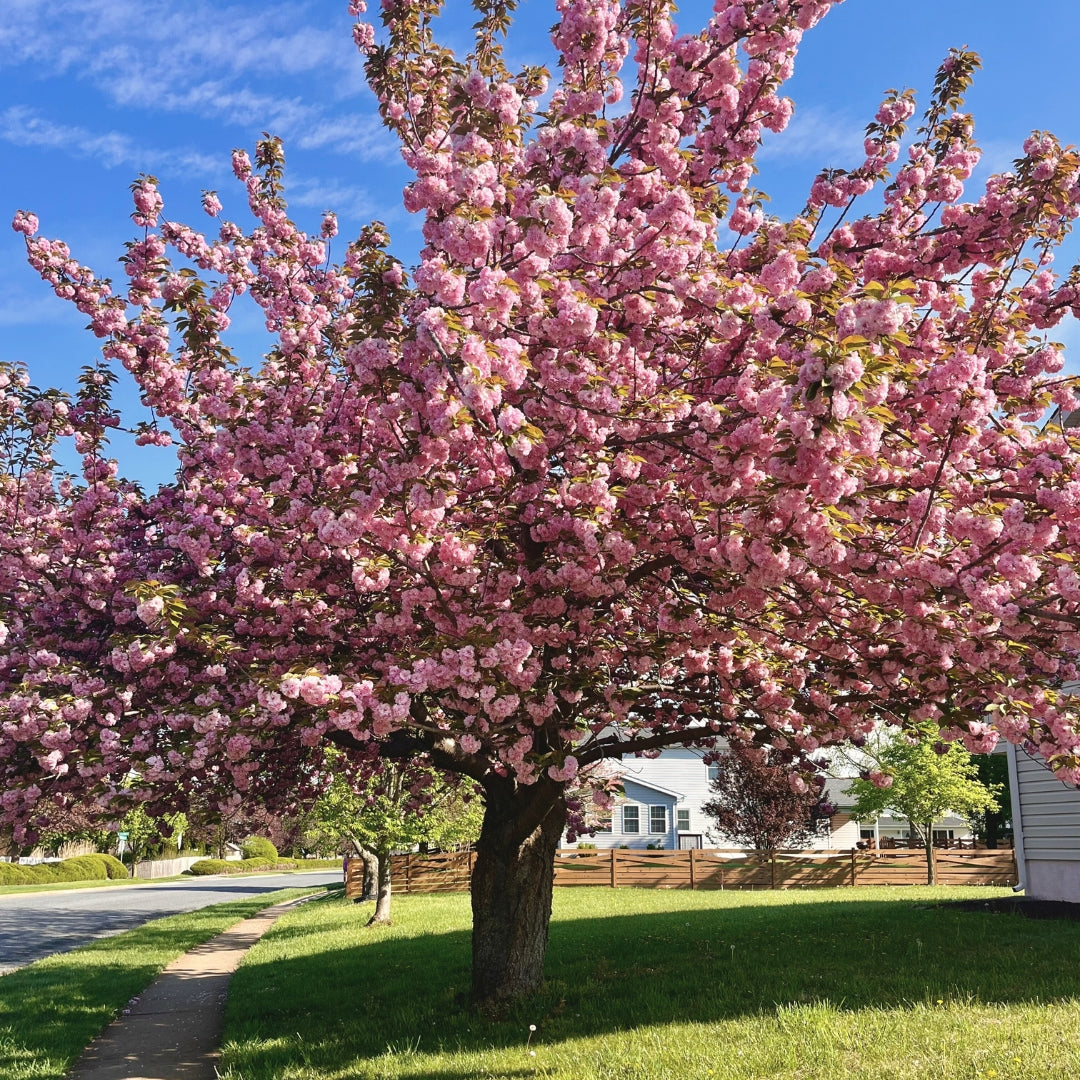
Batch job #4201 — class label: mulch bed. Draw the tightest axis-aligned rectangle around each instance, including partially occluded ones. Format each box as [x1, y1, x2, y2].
[943, 896, 1080, 923]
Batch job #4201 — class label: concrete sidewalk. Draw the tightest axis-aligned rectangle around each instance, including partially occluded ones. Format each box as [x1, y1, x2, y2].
[70, 896, 308, 1080]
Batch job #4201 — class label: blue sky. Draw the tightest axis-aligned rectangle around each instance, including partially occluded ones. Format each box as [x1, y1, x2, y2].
[1, 0, 1078, 487]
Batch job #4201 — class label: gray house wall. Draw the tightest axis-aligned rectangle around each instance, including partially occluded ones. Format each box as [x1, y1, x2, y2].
[1008, 743, 1080, 902]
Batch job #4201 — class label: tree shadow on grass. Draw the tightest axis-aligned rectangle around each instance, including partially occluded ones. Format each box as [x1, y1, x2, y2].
[222, 893, 1080, 1079]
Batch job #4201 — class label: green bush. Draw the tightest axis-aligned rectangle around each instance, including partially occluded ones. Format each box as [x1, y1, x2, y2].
[55, 857, 103, 881]
[18, 864, 54, 884]
[241, 837, 278, 862]
[187, 859, 232, 875]
[0, 854, 131, 886]
[97, 853, 129, 878]
[0, 862, 28, 884]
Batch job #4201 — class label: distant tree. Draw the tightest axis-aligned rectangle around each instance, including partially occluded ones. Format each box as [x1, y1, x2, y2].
[968, 753, 1011, 849]
[702, 743, 831, 854]
[846, 725, 1000, 883]
[308, 754, 483, 925]
[116, 804, 162, 874]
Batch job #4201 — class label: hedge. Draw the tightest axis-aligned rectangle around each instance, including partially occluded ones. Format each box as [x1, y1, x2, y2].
[186, 857, 345, 876]
[0, 853, 129, 886]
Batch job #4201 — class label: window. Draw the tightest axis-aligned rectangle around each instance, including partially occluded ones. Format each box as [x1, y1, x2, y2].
[622, 805, 640, 834]
[676, 809, 690, 832]
[707, 763, 719, 783]
[649, 805, 667, 834]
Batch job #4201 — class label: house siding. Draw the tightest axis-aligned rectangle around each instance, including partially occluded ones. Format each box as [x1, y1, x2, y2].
[1011, 745, 1080, 901]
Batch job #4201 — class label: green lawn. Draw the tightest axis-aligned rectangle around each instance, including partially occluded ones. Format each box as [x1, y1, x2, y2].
[221, 886, 1080, 1080]
[0, 886, 326, 1080]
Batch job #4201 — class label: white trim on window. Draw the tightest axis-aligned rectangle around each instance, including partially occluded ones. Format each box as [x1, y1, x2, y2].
[623, 805, 640, 834]
[649, 805, 667, 834]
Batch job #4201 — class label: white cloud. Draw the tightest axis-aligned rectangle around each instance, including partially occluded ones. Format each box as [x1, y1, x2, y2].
[759, 106, 866, 167]
[285, 177, 381, 222]
[0, 290, 70, 329]
[0, 0, 384, 160]
[0, 106, 222, 176]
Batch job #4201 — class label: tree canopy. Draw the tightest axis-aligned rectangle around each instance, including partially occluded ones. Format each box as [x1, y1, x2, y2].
[703, 742, 830, 853]
[4, 0, 1080, 1001]
[845, 724, 999, 882]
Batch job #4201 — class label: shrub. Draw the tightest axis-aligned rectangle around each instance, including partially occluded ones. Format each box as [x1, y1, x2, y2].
[97, 853, 129, 878]
[58, 856, 106, 881]
[17, 864, 54, 884]
[0, 862, 29, 884]
[187, 859, 231, 876]
[241, 837, 278, 862]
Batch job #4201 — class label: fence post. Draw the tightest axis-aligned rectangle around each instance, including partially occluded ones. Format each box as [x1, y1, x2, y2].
[405, 852, 411, 895]
[689, 847, 696, 890]
[610, 849, 618, 889]
[849, 849, 856, 888]
[770, 852, 777, 889]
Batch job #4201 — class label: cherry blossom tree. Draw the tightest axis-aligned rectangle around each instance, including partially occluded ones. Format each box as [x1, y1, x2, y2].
[5, 0, 1080, 1003]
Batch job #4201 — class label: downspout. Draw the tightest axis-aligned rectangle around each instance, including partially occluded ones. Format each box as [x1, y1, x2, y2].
[1005, 742, 1026, 894]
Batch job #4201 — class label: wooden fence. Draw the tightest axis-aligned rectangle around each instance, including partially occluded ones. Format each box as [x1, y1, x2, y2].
[388, 847, 1017, 894]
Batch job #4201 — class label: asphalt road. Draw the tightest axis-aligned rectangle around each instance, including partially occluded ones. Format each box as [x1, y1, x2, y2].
[0, 870, 341, 975]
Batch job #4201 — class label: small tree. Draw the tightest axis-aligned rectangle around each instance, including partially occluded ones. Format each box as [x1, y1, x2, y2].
[116, 804, 162, 875]
[845, 726, 1000, 884]
[702, 743, 831, 854]
[309, 755, 483, 925]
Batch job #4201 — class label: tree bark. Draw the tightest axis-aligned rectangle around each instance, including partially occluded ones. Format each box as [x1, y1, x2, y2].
[351, 840, 379, 902]
[367, 849, 393, 925]
[923, 825, 936, 885]
[470, 777, 566, 1007]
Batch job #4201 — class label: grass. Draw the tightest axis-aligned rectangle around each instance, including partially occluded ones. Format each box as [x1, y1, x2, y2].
[0, 885, 328, 1080]
[220, 886, 1080, 1080]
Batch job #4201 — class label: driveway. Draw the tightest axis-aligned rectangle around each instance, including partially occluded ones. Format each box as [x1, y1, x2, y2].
[0, 870, 340, 975]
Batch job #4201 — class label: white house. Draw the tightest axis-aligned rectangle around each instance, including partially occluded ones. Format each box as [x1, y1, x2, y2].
[568, 745, 862, 850]
[1007, 742, 1080, 902]
[568, 744, 980, 852]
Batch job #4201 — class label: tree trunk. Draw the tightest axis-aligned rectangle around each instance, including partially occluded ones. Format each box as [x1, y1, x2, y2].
[923, 826, 936, 885]
[470, 777, 566, 1007]
[351, 840, 379, 902]
[367, 849, 393, 926]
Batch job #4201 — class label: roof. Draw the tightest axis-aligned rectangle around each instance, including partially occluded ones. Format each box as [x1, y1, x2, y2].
[619, 772, 686, 801]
